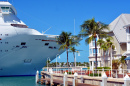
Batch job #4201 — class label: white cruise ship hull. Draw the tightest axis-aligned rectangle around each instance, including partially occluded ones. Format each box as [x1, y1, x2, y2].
[0, 35, 64, 76]
[0, 2, 65, 76]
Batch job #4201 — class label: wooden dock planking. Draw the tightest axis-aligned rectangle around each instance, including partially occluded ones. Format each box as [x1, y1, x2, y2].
[38, 78, 98, 86]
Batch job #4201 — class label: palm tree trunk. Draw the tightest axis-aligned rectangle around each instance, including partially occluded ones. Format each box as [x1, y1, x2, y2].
[66, 48, 69, 67]
[95, 38, 97, 73]
[73, 52, 76, 68]
[103, 51, 106, 67]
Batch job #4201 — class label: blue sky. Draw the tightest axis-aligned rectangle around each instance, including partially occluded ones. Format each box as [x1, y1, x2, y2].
[8, 0, 130, 62]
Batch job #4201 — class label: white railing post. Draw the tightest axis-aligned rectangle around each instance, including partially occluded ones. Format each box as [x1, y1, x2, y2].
[81, 68, 82, 76]
[98, 70, 99, 77]
[123, 70, 124, 78]
[63, 72, 68, 86]
[102, 72, 107, 86]
[116, 70, 117, 78]
[35, 70, 39, 83]
[124, 74, 130, 86]
[89, 70, 90, 76]
[73, 72, 78, 86]
[50, 69, 53, 85]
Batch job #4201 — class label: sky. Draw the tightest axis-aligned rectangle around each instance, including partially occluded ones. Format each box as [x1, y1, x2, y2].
[6, 0, 130, 62]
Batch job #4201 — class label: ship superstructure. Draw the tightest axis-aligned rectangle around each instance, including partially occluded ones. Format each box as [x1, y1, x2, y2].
[0, 1, 64, 76]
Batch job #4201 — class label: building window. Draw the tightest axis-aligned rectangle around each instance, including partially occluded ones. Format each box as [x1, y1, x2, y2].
[93, 48, 98, 56]
[89, 49, 92, 55]
[45, 43, 49, 46]
[21, 42, 26, 45]
[128, 42, 130, 51]
[0, 34, 2, 36]
[129, 27, 130, 34]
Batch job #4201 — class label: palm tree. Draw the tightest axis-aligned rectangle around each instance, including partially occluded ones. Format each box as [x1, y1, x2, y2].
[97, 39, 105, 66]
[79, 18, 109, 70]
[97, 37, 115, 67]
[57, 31, 79, 67]
[100, 42, 108, 66]
[119, 56, 127, 69]
[69, 47, 79, 68]
[106, 39, 115, 67]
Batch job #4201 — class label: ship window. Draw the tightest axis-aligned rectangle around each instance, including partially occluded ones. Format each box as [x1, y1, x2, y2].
[24, 59, 32, 63]
[35, 39, 38, 40]
[16, 45, 19, 47]
[49, 46, 53, 49]
[5, 42, 9, 44]
[21, 42, 26, 45]
[0, 42, 2, 44]
[22, 46, 27, 48]
[0, 34, 2, 36]
[1, 7, 9, 12]
[5, 34, 8, 36]
[5, 42, 8, 44]
[54, 47, 56, 49]
[9, 8, 15, 14]
[5, 50, 8, 52]
[0, 68, 3, 70]
[45, 43, 49, 46]
[0, 50, 2, 52]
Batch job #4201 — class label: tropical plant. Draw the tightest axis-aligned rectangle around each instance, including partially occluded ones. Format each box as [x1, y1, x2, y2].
[97, 39, 105, 66]
[119, 56, 127, 69]
[57, 31, 79, 67]
[100, 42, 108, 66]
[112, 60, 120, 69]
[105, 37, 115, 66]
[79, 18, 109, 71]
[69, 47, 79, 68]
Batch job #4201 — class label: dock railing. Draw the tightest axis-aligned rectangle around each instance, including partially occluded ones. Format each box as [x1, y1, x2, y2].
[43, 67, 130, 78]
[40, 68, 130, 86]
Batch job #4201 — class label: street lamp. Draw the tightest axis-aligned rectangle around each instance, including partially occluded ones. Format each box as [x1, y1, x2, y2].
[75, 52, 80, 68]
[56, 54, 60, 73]
[47, 57, 51, 72]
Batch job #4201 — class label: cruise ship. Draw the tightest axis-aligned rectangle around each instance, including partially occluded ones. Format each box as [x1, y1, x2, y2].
[0, 1, 65, 76]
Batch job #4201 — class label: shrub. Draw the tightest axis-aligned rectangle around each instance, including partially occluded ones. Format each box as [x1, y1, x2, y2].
[89, 73, 101, 76]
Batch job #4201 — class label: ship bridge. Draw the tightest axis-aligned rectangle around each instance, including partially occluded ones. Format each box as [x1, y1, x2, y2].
[0, 1, 17, 15]
[0, 1, 26, 26]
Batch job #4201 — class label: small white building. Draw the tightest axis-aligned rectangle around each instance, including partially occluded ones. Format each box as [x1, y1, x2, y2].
[89, 14, 130, 70]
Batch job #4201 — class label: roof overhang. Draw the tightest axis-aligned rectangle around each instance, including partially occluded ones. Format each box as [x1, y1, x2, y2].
[125, 57, 130, 60]
[123, 24, 130, 29]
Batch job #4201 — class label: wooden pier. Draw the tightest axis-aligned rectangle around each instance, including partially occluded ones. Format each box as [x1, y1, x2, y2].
[36, 71, 126, 86]
[37, 71, 99, 86]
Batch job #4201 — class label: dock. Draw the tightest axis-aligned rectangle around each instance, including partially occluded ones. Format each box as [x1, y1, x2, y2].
[37, 71, 98, 86]
[36, 70, 127, 86]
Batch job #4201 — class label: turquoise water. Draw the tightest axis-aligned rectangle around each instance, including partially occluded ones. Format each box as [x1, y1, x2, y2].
[0, 76, 46, 86]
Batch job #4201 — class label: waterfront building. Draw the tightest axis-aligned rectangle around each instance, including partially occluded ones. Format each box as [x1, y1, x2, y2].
[89, 14, 130, 70]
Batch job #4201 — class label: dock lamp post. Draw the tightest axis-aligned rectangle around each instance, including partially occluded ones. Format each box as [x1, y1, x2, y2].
[47, 57, 51, 72]
[75, 52, 80, 68]
[56, 54, 60, 73]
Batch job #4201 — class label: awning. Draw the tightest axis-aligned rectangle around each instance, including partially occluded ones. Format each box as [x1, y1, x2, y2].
[124, 57, 130, 60]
